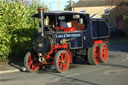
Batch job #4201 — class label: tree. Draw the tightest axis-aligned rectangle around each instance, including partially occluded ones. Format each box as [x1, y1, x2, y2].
[116, 0, 128, 32]
[64, 0, 75, 11]
[109, 0, 128, 34]
[0, 0, 48, 61]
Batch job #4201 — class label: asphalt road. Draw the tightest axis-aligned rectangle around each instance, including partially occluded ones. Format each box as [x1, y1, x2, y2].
[0, 43, 128, 85]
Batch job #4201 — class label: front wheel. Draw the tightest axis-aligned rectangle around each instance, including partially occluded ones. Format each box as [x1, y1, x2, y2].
[54, 50, 70, 73]
[24, 51, 40, 72]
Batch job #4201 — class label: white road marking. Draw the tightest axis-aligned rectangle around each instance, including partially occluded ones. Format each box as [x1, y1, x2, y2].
[0, 69, 19, 74]
[53, 66, 110, 81]
[54, 78, 61, 81]
[66, 73, 81, 77]
[121, 54, 128, 63]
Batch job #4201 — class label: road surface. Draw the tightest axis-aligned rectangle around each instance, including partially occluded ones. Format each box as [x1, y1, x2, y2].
[0, 43, 128, 85]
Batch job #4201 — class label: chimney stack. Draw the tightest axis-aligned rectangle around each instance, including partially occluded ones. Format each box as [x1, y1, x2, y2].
[37, 8, 45, 36]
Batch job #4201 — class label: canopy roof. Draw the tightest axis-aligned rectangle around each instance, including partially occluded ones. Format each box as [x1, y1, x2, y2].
[44, 11, 86, 15]
[33, 11, 88, 18]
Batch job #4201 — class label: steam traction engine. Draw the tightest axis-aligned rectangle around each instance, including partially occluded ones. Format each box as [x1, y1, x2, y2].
[24, 8, 110, 73]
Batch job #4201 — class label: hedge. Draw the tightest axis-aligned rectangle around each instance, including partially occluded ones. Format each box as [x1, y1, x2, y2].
[0, 1, 47, 62]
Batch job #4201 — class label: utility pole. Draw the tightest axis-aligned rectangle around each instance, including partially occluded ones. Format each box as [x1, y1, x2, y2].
[70, 0, 73, 11]
[58, 0, 60, 10]
[70, 0, 73, 7]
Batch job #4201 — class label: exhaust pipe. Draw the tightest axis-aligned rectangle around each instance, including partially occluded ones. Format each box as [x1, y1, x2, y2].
[37, 8, 45, 36]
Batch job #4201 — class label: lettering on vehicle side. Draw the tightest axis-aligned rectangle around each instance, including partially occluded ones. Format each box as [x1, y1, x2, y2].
[56, 33, 81, 38]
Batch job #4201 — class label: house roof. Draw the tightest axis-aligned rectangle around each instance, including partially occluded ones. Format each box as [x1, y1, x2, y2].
[73, 0, 128, 7]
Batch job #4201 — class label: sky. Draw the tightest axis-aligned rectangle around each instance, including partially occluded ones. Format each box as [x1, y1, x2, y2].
[41, 0, 79, 11]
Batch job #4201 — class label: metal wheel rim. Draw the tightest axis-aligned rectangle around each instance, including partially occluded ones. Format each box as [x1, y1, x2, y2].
[57, 52, 69, 72]
[27, 54, 39, 71]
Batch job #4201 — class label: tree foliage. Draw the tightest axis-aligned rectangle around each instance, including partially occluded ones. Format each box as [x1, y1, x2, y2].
[64, 1, 75, 11]
[0, 0, 47, 61]
[110, 0, 128, 32]
[117, 1, 128, 31]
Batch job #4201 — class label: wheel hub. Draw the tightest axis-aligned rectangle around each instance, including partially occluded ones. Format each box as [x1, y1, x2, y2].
[62, 60, 65, 63]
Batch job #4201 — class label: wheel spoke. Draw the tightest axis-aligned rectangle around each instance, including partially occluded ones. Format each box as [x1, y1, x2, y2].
[62, 63, 64, 71]
[64, 54, 68, 61]
[59, 66, 62, 71]
[64, 63, 67, 69]
[28, 58, 33, 67]
[58, 56, 62, 62]
[58, 56, 63, 70]
[32, 65, 35, 70]
[61, 54, 64, 61]
[61, 63, 64, 70]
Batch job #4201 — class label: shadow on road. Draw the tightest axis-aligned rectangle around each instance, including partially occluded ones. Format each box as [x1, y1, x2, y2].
[8, 61, 24, 72]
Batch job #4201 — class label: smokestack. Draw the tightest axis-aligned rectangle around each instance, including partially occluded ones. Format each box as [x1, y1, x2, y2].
[37, 8, 45, 36]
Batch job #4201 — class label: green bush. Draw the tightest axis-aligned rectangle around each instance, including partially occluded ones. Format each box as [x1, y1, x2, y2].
[0, 1, 47, 61]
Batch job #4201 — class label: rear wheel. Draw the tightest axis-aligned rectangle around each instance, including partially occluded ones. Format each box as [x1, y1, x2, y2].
[24, 52, 40, 72]
[54, 50, 70, 73]
[88, 44, 100, 65]
[99, 43, 108, 63]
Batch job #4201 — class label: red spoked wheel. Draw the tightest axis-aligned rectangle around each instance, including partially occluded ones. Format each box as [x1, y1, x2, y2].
[88, 44, 100, 65]
[99, 43, 108, 63]
[24, 52, 40, 72]
[54, 50, 70, 73]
